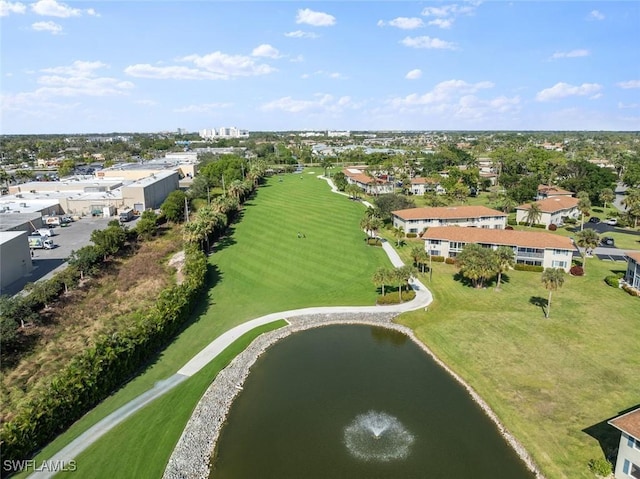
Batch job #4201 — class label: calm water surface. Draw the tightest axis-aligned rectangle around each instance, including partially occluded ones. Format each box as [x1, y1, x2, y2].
[211, 325, 535, 479]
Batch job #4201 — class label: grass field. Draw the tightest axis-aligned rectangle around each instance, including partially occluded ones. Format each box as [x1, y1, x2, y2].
[389, 237, 640, 479]
[21, 171, 390, 478]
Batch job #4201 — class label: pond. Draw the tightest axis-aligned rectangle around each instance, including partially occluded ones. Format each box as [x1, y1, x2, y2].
[211, 324, 535, 479]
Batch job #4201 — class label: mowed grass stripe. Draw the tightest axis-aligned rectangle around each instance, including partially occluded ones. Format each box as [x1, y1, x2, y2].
[21, 172, 390, 478]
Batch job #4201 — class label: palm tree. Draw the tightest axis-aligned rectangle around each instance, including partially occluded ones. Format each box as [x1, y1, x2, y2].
[494, 246, 515, 291]
[524, 202, 543, 227]
[372, 267, 390, 296]
[392, 227, 405, 247]
[541, 268, 565, 318]
[622, 188, 640, 228]
[456, 243, 496, 288]
[599, 188, 615, 213]
[575, 228, 600, 273]
[410, 245, 429, 273]
[576, 191, 591, 231]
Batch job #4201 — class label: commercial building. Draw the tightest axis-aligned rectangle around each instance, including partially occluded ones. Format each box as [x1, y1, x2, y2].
[421, 226, 574, 272]
[392, 206, 507, 235]
[0, 231, 33, 292]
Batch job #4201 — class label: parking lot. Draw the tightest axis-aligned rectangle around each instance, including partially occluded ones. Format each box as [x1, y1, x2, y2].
[4, 216, 115, 296]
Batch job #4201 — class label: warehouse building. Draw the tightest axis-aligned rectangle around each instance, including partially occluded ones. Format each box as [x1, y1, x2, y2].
[0, 231, 33, 292]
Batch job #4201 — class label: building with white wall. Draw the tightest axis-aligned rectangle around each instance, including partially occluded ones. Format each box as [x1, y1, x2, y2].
[392, 206, 507, 235]
[609, 408, 640, 479]
[516, 196, 580, 228]
[0, 231, 33, 292]
[421, 226, 574, 271]
[199, 127, 249, 139]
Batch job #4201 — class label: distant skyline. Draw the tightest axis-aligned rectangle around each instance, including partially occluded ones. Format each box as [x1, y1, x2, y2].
[1, 1, 639, 134]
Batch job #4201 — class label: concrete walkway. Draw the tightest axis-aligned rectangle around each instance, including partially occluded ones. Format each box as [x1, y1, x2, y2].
[27, 175, 433, 479]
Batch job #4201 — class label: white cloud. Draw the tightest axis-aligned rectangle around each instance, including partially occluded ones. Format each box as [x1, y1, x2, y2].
[252, 44, 280, 59]
[284, 30, 318, 39]
[31, 0, 81, 17]
[390, 79, 495, 108]
[618, 102, 639, 109]
[174, 102, 233, 113]
[401, 36, 456, 50]
[32, 20, 63, 34]
[296, 8, 335, 27]
[134, 99, 157, 107]
[405, 69, 422, 80]
[428, 18, 454, 29]
[301, 70, 347, 80]
[0, 1, 26, 16]
[617, 80, 640, 89]
[421, 4, 475, 17]
[589, 10, 605, 20]
[378, 17, 424, 30]
[535, 82, 602, 101]
[42, 60, 108, 77]
[551, 49, 590, 59]
[261, 93, 353, 114]
[125, 51, 276, 80]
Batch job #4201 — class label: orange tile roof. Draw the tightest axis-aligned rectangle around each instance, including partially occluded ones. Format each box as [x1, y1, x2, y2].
[538, 184, 573, 196]
[609, 408, 640, 439]
[421, 226, 574, 249]
[517, 196, 579, 213]
[392, 206, 506, 220]
[342, 168, 388, 185]
[411, 177, 438, 185]
[626, 251, 640, 263]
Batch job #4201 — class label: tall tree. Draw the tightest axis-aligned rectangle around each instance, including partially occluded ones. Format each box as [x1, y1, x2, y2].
[599, 188, 615, 212]
[494, 246, 515, 291]
[622, 188, 640, 228]
[456, 244, 496, 288]
[524, 202, 543, 226]
[575, 228, 600, 273]
[541, 268, 565, 318]
[372, 267, 390, 296]
[160, 190, 188, 223]
[576, 191, 591, 231]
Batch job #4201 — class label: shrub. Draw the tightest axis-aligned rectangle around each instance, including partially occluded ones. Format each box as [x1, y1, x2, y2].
[565, 217, 577, 224]
[570, 265, 585, 276]
[376, 290, 416, 304]
[622, 284, 640, 297]
[406, 232, 417, 238]
[505, 225, 514, 230]
[444, 257, 456, 264]
[366, 238, 382, 246]
[513, 264, 544, 272]
[604, 275, 620, 287]
[431, 256, 445, 263]
[548, 224, 557, 231]
[588, 457, 612, 477]
[507, 218, 518, 226]
[532, 223, 546, 229]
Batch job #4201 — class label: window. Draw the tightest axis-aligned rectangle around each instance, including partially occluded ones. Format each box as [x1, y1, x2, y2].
[630, 462, 640, 479]
[552, 261, 567, 269]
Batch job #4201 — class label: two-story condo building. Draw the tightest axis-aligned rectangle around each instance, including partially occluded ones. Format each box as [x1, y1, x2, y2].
[421, 227, 574, 271]
[625, 251, 640, 291]
[515, 196, 580, 229]
[536, 184, 574, 200]
[343, 168, 394, 195]
[392, 206, 507, 235]
[410, 177, 446, 196]
[609, 407, 640, 479]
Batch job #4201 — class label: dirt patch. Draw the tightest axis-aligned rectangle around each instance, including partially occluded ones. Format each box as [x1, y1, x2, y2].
[1, 231, 182, 424]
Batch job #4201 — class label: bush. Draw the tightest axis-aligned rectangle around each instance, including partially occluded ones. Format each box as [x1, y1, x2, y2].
[532, 223, 546, 229]
[513, 264, 544, 272]
[565, 217, 577, 224]
[622, 284, 640, 297]
[588, 457, 612, 477]
[505, 225, 514, 230]
[366, 238, 382, 246]
[406, 232, 417, 238]
[376, 290, 416, 304]
[548, 224, 557, 231]
[431, 255, 445, 263]
[570, 265, 585, 276]
[444, 257, 456, 264]
[604, 275, 620, 287]
[507, 218, 518, 226]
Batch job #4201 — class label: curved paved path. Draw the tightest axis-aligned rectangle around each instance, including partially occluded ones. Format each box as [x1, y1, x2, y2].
[28, 175, 432, 479]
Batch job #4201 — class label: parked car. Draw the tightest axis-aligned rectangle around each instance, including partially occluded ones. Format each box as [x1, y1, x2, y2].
[588, 217, 601, 223]
[605, 218, 618, 226]
[600, 237, 615, 247]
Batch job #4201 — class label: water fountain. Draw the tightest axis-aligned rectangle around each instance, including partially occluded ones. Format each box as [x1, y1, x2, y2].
[343, 410, 415, 462]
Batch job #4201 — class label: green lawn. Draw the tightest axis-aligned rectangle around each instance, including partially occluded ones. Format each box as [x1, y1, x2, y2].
[22, 171, 389, 478]
[391, 238, 640, 479]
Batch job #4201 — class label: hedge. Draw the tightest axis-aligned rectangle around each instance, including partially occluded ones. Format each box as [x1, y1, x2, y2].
[431, 255, 446, 263]
[604, 275, 620, 288]
[622, 284, 640, 297]
[376, 290, 416, 304]
[513, 264, 544, 272]
[406, 232, 418, 238]
[0, 247, 208, 473]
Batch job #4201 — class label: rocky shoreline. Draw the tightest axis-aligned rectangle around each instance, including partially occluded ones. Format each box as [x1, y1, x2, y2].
[163, 312, 544, 479]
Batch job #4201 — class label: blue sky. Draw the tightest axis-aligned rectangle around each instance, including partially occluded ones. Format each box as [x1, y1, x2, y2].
[1, 1, 639, 134]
